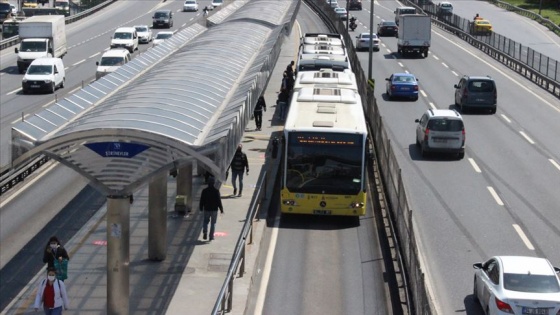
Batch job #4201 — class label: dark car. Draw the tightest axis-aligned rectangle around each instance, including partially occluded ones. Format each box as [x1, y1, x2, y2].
[348, 0, 362, 10]
[0, 2, 13, 22]
[377, 21, 398, 36]
[454, 75, 497, 113]
[152, 10, 173, 28]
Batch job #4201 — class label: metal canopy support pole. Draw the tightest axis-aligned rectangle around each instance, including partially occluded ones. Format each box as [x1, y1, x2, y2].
[106, 196, 130, 315]
[148, 172, 168, 261]
[368, 0, 375, 80]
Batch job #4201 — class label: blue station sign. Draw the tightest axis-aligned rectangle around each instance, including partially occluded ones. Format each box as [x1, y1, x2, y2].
[85, 142, 149, 158]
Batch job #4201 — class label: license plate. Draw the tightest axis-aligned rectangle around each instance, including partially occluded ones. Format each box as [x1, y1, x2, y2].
[433, 138, 447, 143]
[400, 87, 410, 90]
[523, 308, 549, 315]
[30, 85, 40, 88]
[313, 210, 332, 215]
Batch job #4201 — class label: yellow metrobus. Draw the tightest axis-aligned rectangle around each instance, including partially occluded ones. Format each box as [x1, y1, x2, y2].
[280, 86, 368, 216]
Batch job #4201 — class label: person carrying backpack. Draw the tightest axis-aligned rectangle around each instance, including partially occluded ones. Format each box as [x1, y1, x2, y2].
[34, 267, 70, 314]
[226, 144, 249, 196]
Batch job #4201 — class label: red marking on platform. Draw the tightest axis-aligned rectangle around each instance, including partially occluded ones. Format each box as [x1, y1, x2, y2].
[213, 232, 227, 237]
[93, 240, 107, 246]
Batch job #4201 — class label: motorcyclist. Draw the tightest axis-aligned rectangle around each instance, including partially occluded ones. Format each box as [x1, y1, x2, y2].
[349, 15, 357, 30]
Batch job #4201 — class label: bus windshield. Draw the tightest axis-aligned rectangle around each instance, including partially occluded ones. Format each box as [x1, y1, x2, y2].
[286, 132, 363, 194]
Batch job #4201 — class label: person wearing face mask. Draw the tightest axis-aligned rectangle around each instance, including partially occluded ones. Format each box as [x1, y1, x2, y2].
[43, 236, 70, 278]
[34, 267, 70, 314]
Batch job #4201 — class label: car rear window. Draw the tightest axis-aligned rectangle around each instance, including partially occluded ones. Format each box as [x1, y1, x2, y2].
[504, 273, 560, 293]
[427, 119, 463, 132]
[468, 80, 495, 92]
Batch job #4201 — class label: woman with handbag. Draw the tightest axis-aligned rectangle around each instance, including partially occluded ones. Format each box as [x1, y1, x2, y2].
[43, 236, 70, 281]
[34, 267, 70, 314]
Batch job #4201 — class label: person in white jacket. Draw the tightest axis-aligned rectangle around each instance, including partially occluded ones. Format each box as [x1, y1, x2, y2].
[34, 267, 69, 314]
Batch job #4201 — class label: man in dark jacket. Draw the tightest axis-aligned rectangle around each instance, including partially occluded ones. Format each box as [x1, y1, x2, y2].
[254, 96, 266, 131]
[227, 144, 249, 196]
[199, 177, 223, 241]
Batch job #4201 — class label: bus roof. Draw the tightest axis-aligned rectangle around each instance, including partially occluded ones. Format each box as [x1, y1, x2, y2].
[301, 33, 344, 46]
[285, 87, 368, 134]
[293, 69, 357, 91]
[301, 44, 346, 55]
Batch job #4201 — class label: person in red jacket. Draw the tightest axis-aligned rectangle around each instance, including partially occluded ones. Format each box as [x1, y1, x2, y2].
[34, 267, 70, 314]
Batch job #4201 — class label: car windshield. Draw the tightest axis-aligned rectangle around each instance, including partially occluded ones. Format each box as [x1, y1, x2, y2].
[100, 57, 125, 66]
[155, 33, 172, 39]
[27, 65, 53, 75]
[135, 27, 148, 32]
[382, 22, 397, 26]
[114, 32, 132, 39]
[154, 12, 169, 18]
[399, 8, 415, 14]
[393, 75, 415, 82]
[427, 119, 463, 131]
[0, 3, 10, 10]
[20, 41, 47, 52]
[54, 1, 68, 6]
[360, 34, 372, 39]
[468, 80, 494, 92]
[185, 0, 196, 3]
[504, 273, 560, 293]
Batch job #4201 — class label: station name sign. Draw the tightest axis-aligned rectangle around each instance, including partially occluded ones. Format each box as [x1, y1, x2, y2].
[85, 142, 149, 158]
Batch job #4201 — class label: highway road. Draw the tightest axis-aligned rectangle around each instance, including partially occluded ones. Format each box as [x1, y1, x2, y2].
[346, 0, 560, 313]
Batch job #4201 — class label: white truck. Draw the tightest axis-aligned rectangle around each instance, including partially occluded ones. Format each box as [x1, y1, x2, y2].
[397, 14, 431, 58]
[14, 15, 67, 74]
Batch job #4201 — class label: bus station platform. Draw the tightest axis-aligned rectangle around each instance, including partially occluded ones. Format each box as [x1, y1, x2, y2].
[1, 22, 300, 315]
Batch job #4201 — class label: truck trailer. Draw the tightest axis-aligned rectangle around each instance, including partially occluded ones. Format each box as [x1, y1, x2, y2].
[14, 15, 67, 73]
[397, 14, 431, 58]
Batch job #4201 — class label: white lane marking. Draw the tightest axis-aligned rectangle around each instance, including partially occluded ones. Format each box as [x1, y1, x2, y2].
[72, 59, 85, 66]
[253, 217, 280, 315]
[434, 29, 560, 113]
[487, 186, 504, 206]
[549, 159, 560, 171]
[451, 70, 459, 76]
[442, 62, 448, 68]
[7, 88, 21, 95]
[428, 102, 436, 110]
[512, 224, 535, 250]
[420, 90, 427, 97]
[398, 62, 404, 67]
[433, 55, 439, 60]
[468, 158, 481, 173]
[89, 52, 101, 59]
[500, 114, 511, 123]
[519, 131, 535, 144]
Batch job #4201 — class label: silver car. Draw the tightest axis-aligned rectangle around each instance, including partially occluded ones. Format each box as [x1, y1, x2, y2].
[134, 25, 152, 44]
[473, 256, 560, 315]
[415, 109, 465, 159]
[355, 33, 380, 51]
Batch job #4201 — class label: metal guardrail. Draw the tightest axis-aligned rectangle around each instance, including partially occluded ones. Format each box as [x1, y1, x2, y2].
[488, 0, 560, 36]
[0, 0, 116, 50]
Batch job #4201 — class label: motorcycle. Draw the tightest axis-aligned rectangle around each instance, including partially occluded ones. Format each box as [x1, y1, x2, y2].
[349, 18, 357, 31]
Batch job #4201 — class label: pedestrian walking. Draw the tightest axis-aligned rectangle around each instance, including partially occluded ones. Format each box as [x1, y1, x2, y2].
[227, 144, 249, 196]
[286, 60, 295, 78]
[34, 267, 70, 314]
[203, 6, 209, 17]
[199, 177, 223, 241]
[254, 96, 266, 131]
[43, 236, 70, 277]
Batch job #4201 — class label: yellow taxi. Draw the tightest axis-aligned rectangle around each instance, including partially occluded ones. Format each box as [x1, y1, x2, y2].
[471, 19, 492, 35]
[23, 0, 38, 8]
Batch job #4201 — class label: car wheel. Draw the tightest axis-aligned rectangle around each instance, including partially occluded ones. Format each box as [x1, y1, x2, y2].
[60, 78, 65, 88]
[421, 144, 428, 158]
[457, 152, 464, 160]
[50, 82, 56, 94]
[416, 137, 420, 147]
[18, 66, 25, 74]
[490, 107, 496, 114]
[412, 96, 418, 101]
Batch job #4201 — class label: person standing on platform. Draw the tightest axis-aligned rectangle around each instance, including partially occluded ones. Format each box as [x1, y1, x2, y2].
[254, 96, 266, 131]
[43, 236, 70, 270]
[227, 144, 249, 197]
[199, 177, 223, 241]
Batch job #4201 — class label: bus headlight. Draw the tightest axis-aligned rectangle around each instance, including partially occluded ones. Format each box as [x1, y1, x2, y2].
[350, 202, 364, 208]
[283, 200, 297, 206]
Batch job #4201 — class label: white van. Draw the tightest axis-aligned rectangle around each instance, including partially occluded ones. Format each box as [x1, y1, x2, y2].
[394, 6, 416, 25]
[22, 57, 65, 94]
[110, 27, 138, 53]
[95, 48, 131, 80]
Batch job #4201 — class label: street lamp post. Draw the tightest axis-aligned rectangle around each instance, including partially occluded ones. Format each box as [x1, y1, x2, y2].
[368, 0, 374, 80]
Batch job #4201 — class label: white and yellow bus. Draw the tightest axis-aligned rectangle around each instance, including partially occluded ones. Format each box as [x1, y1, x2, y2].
[280, 86, 368, 216]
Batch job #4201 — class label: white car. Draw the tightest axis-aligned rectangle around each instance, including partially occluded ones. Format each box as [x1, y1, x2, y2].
[334, 7, 347, 20]
[11, 4, 17, 15]
[134, 25, 152, 44]
[183, 0, 198, 11]
[355, 32, 380, 51]
[473, 256, 560, 315]
[153, 31, 174, 45]
[211, 0, 223, 8]
[22, 57, 65, 94]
